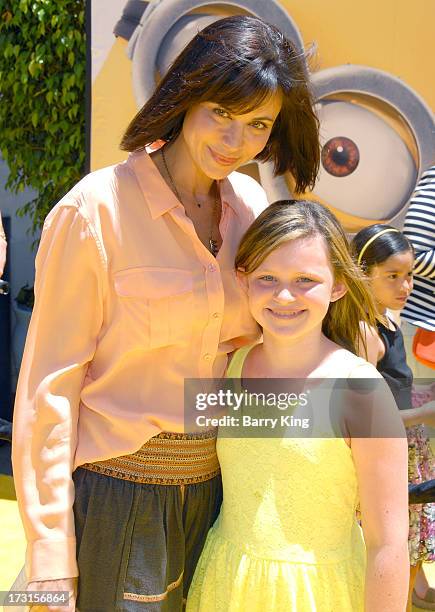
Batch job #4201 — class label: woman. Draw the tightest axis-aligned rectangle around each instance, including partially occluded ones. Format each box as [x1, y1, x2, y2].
[12, 16, 320, 612]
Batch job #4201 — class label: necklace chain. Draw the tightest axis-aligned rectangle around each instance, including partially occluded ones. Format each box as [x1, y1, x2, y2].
[160, 146, 219, 257]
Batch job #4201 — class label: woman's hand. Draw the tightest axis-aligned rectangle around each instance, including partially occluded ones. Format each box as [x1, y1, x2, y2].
[28, 578, 77, 612]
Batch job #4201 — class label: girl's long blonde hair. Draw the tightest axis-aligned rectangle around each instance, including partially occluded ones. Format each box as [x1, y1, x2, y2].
[235, 200, 378, 355]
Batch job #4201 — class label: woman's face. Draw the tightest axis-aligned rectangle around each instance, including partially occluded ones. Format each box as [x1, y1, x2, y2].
[181, 92, 282, 180]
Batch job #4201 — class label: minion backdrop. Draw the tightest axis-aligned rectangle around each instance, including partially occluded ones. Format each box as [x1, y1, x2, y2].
[89, 0, 435, 232]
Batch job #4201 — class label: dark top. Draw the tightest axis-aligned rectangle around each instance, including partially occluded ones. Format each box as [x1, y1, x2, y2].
[376, 319, 413, 410]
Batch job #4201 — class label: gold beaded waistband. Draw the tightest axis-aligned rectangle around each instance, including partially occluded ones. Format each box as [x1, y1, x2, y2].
[80, 430, 220, 485]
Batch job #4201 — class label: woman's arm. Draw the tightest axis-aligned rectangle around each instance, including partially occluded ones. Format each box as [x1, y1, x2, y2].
[12, 201, 106, 584]
[348, 365, 409, 611]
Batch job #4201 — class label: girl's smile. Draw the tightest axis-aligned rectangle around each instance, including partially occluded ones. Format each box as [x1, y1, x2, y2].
[266, 308, 306, 319]
[243, 234, 347, 342]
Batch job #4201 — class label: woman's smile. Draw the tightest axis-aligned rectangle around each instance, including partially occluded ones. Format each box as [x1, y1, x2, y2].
[208, 146, 240, 166]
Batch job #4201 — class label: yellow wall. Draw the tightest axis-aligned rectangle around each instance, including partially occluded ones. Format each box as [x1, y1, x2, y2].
[280, 0, 434, 109]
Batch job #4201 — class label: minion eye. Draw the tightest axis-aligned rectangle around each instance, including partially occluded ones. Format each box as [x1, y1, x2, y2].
[314, 99, 417, 221]
[310, 65, 434, 231]
[321, 136, 360, 177]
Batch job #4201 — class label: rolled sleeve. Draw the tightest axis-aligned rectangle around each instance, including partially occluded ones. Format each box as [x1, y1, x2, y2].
[12, 202, 106, 581]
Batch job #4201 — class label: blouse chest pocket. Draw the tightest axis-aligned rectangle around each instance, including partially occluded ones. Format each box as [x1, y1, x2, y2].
[114, 267, 195, 349]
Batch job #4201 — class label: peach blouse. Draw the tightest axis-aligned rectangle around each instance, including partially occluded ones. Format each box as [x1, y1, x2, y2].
[12, 150, 268, 582]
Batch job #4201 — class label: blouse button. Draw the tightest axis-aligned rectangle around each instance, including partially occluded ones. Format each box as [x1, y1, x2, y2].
[213, 312, 221, 319]
[207, 264, 217, 272]
[203, 354, 212, 361]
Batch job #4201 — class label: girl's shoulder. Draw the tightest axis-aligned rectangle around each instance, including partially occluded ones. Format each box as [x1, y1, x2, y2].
[329, 347, 383, 380]
[226, 343, 258, 378]
[346, 358, 383, 380]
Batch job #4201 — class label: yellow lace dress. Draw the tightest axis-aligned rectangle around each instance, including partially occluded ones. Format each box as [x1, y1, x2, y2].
[186, 344, 366, 611]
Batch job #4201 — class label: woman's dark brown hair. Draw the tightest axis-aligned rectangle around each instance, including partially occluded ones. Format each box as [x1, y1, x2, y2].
[120, 15, 320, 192]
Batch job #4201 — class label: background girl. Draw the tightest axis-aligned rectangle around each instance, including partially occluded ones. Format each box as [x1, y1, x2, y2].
[187, 201, 409, 611]
[352, 224, 435, 612]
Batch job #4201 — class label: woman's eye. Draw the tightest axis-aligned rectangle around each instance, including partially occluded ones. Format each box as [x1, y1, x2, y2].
[296, 277, 314, 283]
[213, 107, 230, 119]
[250, 121, 267, 130]
[388, 274, 397, 279]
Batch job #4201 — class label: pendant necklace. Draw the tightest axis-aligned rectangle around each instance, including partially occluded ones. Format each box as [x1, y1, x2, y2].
[161, 146, 220, 256]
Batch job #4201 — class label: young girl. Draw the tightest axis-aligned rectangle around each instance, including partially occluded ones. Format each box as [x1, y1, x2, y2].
[352, 224, 435, 612]
[186, 201, 409, 611]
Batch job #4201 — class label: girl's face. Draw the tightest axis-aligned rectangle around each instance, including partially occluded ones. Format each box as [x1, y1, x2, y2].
[243, 234, 347, 343]
[180, 92, 282, 180]
[368, 250, 414, 313]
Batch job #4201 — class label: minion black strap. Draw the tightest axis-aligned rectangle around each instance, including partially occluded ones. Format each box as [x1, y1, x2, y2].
[113, 0, 148, 41]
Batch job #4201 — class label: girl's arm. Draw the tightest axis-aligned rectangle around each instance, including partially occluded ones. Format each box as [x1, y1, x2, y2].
[400, 384, 435, 427]
[400, 405, 435, 427]
[348, 364, 409, 611]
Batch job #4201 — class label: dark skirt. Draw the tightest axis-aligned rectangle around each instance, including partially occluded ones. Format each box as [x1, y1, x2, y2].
[73, 467, 222, 611]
